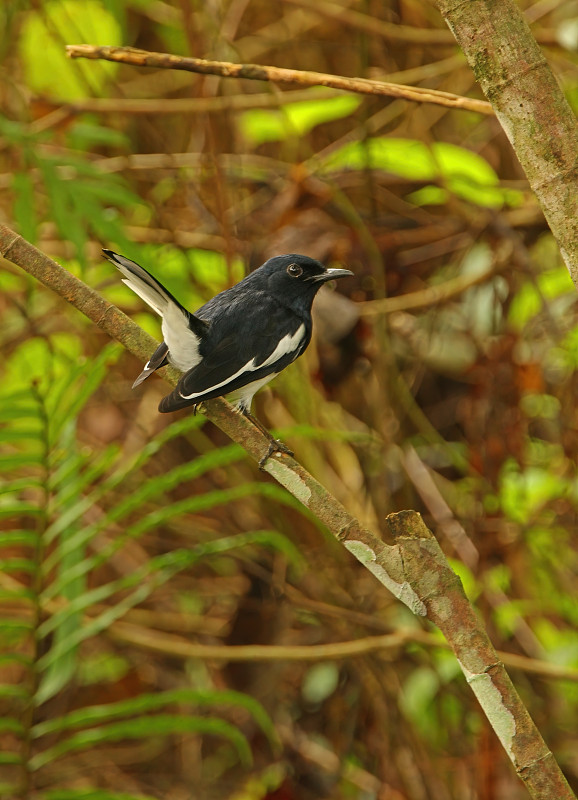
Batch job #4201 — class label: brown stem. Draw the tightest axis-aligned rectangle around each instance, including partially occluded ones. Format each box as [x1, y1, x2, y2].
[65, 44, 493, 116]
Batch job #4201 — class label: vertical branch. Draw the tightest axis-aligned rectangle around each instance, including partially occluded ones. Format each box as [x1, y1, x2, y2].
[434, 0, 578, 288]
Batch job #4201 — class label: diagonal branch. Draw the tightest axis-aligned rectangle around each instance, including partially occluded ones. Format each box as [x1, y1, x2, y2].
[65, 44, 493, 116]
[1, 225, 573, 799]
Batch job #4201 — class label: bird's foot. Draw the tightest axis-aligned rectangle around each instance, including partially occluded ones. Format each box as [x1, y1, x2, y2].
[258, 438, 294, 470]
[238, 407, 294, 468]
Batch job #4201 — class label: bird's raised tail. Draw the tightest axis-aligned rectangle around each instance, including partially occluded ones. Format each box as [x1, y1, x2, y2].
[102, 249, 186, 317]
[104, 248, 209, 383]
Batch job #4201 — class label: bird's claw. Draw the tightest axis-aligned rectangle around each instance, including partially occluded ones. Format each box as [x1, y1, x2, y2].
[258, 438, 294, 470]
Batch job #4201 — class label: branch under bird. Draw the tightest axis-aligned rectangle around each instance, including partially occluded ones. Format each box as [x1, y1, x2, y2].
[103, 249, 353, 466]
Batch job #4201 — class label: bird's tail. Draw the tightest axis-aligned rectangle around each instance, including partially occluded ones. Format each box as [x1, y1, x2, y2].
[102, 249, 185, 318]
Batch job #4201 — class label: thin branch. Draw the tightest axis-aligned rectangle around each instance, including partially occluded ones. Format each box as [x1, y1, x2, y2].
[360, 261, 496, 315]
[360, 238, 512, 316]
[4, 571, 575, 682]
[106, 620, 578, 682]
[65, 44, 493, 116]
[1, 225, 573, 800]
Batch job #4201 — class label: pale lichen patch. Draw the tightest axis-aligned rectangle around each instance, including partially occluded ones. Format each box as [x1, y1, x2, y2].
[429, 594, 453, 623]
[345, 540, 427, 617]
[264, 460, 312, 505]
[459, 661, 516, 762]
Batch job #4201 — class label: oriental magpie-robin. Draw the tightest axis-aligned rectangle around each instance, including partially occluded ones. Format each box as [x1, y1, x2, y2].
[103, 249, 352, 463]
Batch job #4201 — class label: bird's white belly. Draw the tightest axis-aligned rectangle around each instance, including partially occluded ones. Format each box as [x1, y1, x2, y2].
[229, 373, 278, 413]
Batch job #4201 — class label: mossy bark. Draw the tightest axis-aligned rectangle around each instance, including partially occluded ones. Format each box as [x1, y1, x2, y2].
[435, 0, 578, 287]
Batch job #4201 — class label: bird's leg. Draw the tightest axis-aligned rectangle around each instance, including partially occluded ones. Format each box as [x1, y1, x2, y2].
[240, 408, 293, 468]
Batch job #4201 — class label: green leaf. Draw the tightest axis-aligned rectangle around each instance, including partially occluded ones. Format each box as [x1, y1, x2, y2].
[240, 92, 361, 145]
[285, 94, 361, 134]
[33, 688, 278, 750]
[0, 718, 25, 735]
[0, 504, 44, 519]
[0, 653, 34, 668]
[509, 266, 575, 330]
[38, 160, 87, 265]
[0, 752, 24, 765]
[317, 137, 523, 208]
[36, 581, 152, 703]
[447, 558, 480, 602]
[76, 653, 130, 687]
[499, 461, 567, 524]
[0, 619, 35, 633]
[43, 442, 246, 553]
[67, 120, 131, 151]
[0, 685, 29, 700]
[0, 558, 38, 574]
[30, 715, 252, 770]
[301, 662, 340, 704]
[0, 454, 44, 469]
[13, 172, 38, 243]
[79, 179, 143, 209]
[45, 494, 303, 598]
[400, 666, 441, 739]
[19, 0, 121, 100]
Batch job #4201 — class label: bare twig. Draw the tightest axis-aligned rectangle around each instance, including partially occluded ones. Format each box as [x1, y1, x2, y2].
[360, 238, 512, 315]
[65, 44, 493, 116]
[1, 226, 573, 800]
[360, 261, 496, 315]
[106, 619, 578, 682]
[3, 571, 577, 682]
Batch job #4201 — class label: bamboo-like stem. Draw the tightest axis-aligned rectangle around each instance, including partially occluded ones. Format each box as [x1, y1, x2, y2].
[65, 44, 493, 116]
[1, 225, 573, 799]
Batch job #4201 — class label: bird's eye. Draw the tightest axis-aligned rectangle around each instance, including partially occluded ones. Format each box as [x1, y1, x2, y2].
[287, 263, 303, 278]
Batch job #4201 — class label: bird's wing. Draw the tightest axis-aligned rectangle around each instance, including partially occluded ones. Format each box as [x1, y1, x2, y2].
[159, 308, 309, 413]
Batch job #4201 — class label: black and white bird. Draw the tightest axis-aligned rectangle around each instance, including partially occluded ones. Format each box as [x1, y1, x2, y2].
[103, 249, 352, 463]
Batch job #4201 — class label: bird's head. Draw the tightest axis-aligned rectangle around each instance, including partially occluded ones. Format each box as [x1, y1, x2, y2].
[259, 254, 353, 309]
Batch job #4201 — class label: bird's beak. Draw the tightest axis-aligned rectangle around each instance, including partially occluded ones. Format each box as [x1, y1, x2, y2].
[312, 267, 354, 283]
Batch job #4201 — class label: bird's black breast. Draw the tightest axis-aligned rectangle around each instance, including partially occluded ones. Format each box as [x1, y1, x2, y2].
[158, 288, 312, 412]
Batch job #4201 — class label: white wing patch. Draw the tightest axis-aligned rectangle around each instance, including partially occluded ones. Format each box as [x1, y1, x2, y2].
[179, 323, 305, 401]
[259, 324, 306, 369]
[162, 304, 202, 372]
